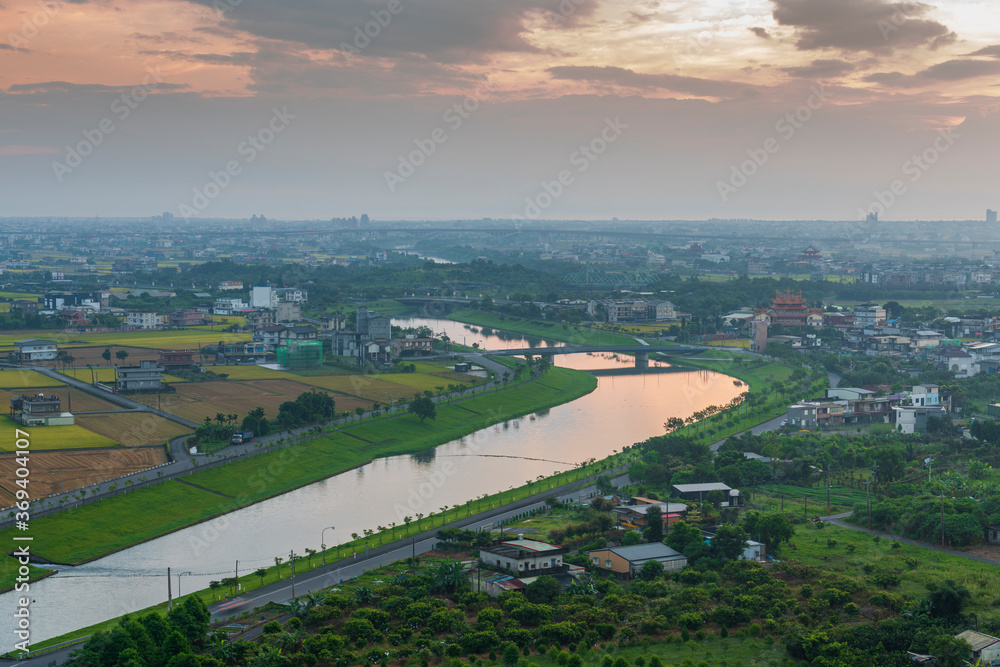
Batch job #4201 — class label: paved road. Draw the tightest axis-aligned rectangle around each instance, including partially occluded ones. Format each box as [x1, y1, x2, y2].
[14, 470, 628, 667]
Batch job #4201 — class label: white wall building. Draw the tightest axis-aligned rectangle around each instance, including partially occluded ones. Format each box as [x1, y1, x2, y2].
[126, 312, 163, 329]
[251, 286, 276, 309]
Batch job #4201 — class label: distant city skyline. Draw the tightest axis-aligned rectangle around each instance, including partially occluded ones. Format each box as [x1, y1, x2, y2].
[2, 0, 999, 220]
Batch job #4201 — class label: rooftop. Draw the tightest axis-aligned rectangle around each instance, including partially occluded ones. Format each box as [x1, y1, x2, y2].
[600, 543, 686, 562]
[673, 482, 732, 494]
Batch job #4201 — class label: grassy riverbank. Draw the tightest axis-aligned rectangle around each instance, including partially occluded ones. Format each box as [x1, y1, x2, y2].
[2, 367, 597, 566]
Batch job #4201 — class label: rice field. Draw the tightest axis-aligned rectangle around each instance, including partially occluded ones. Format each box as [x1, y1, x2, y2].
[131, 379, 341, 422]
[57, 367, 187, 383]
[0, 387, 122, 413]
[0, 416, 118, 451]
[75, 413, 192, 447]
[0, 447, 168, 507]
[0, 370, 66, 389]
[210, 365, 300, 380]
[0, 330, 249, 352]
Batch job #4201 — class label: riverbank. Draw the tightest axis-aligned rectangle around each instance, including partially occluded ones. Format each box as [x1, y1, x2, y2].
[0, 366, 597, 567]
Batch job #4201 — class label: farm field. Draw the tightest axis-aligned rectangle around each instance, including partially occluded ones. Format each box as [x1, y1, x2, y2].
[75, 413, 192, 447]
[0, 370, 66, 389]
[131, 378, 340, 422]
[0, 416, 118, 451]
[209, 365, 301, 380]
[0, 386, 123, 413]
[290, 374, 444, 403]
[58, 366, 187, 383]
[0, 329, 248, 352]
[24, 346, 160, 367]
[0, 447, 166, 506]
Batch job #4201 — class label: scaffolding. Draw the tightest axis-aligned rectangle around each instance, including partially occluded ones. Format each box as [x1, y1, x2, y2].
[276, 341, 323, 369]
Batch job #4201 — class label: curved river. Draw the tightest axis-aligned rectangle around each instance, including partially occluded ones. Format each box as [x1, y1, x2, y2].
[2, 317, 742, 647]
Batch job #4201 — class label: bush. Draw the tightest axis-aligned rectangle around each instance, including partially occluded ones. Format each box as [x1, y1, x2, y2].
[262, 621, 282, 635]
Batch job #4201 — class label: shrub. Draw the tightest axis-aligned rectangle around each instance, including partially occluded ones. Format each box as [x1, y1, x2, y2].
[262, 621, 282, 635]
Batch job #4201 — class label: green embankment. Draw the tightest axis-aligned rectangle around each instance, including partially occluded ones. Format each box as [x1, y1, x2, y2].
[6, 367, 597, 565]
[449, 311, 639, 346]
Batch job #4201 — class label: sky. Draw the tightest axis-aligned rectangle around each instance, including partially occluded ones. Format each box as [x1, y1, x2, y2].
[2, 0, 999, 221]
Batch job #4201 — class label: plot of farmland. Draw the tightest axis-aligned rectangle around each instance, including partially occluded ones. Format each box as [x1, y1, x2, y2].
[58, 366, 186, 383]
[0, 386, 122, 413]
[131, 379, 327, 421]
[289, 374, 435, 403]
[0, 447, 167, 505]
[43, 346, 160, 366]
[0, 370, 65, 389]
[0, 416, 118, 451]
[75, 413, 192, 446]
[0, 330, 248, 353]
[210, 365, 302, 381]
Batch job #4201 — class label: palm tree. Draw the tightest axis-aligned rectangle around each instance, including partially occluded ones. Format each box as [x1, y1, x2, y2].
[431, 560, 466, 594]
[274, 556, 283, 579]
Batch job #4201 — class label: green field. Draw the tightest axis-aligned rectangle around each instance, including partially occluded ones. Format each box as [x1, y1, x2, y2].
[5, 366, 597, 564]
[57, 367, 186, 383]
[450, 311, 639, 347]
[0, 416, 119, 451]
[0, 330, 249, 351]
[0, 370, 66, 389]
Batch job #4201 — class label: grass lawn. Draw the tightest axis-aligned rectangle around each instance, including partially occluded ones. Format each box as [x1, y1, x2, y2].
[449, 311, 639, 347]
[0, 559, 51, 594]
[791, 522, 1000, 620]
[6, 367, 597, 564]
[0, 370, 66, 389]
[0, 416, 119, 451]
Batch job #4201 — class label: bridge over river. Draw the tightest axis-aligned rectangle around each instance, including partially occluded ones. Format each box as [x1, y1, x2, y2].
[483, 344, 705, 368]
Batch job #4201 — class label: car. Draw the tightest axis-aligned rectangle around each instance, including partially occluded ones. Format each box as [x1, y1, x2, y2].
[780, 420, 787, 427]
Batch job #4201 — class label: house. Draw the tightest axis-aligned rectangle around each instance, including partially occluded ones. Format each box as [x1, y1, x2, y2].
[853, 303, 887, 327]
[10, 393, 74, 426]
[909, 384, 940, 407]
[479, 537, 568, 577]
[10, 300, 39, 318]
[158, 350, 196, 371]
[356, 306, 391, 340]
[116, 360, 164, 393]
[15, 339, 57, 362]
[360, 340, 392, 364]
[787, 400, 846, 429]
[250, 286, 276, 309]
[319, 313, 345, 332]
[954, 630, 1000, 666]
[933, 346, 976, 378]
[57, 309, 87, 327]
[275, 287, 308, 304]
[126, 312, 163, 330]
[254, 325, 288, 351]
[892, 405, 947, 434]
[244, 309, 276, 331]
[702, 530, 767, 561]
[213, 297, 248, 315]
[392, 335, 434, 356]
[285, 325, 318, 341]
[613, 503, 687, 531]
[217, 281, 244, 291]
[587, 543, 687, 577]
[276, 301, 302, 323]
[167, 309, 209, 327]
[671, 482, 740, 507]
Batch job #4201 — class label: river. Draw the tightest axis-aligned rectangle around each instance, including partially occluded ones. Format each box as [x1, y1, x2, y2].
[2, 317, 742, 647]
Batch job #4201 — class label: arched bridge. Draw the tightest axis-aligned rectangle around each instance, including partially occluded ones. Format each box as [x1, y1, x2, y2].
[483, 345, 705, 369]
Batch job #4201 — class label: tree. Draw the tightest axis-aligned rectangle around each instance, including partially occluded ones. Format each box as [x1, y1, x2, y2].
[644, 505, 664, 543]
[710, 524, 748, 562]
[115, 349, 130, 365]
[927, 580, 971, 620]
[254, 568, 267, 588]
[595, 475, 615, 495]
[664, 417, 685, 434]
[407, 396, 437, 424]
[102, 347, 112, 365]
[622, 530, 643, 546]
[636, 560, 664, 581]
[525, 575, 561, 604]
[746, 512, 794, 552]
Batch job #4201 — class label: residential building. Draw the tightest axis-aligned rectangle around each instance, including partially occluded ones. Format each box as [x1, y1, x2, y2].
[126, 312, 163, 329]
[787, 400, 846, 428]
[587, 543, 687, 577]
[320, 313, 346, 332]
[253, 325, 288, 351]
[749, 317, 768, 353]
[217, 281, 244, 291]
[276, 301, 302, 323]
[285, 325, 318, 341]
[250, 286, 276, 309]
[671, 482, 740, 507]
[9, 393, 74, 426]
[10, 300, 38, 318]
[275, 287, 308, 304]
[933, 346, 976, 378]
[892, 405, 947, 434]
[360, 340, 392, 364]
[276, 340, 323, 369]
[356, 306, 391, 340]
[158, 350, 195, 371]
[57, 309, 87, 327]
[612, 503, 687, 531]
[479, 537, 568, 577]
[588, 299, 678, 323]
[14, 339, 57, 362]
[955, 630, 1000, 666]
[244, 309, 276, 330]
[167, 309, 209, 327]
[392, 335, 434, 356]
[909, 384, 940, 407]
[116, 360, 164, 393]
[854, 303, 887, 327]
[213, 297, 248, 315]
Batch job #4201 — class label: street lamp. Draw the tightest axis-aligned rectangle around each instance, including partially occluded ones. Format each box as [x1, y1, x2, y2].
[322, 525, 335, 565]
[177, 571, 193, 599]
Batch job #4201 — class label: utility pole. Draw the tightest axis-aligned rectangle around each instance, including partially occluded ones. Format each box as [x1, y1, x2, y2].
[235, 560, 239, 594]
[167, 566, 172, 610]
[827, 467, 831, 515]
[864, 479, 872, 530]
[941, 492, 946, 547]
[289, 550, 296, 599]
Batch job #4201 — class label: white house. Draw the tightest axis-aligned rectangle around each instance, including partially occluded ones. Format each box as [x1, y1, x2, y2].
[126, 312, 163, 329]
[14, 339, 57, 361]
[250, 286, 276, 309]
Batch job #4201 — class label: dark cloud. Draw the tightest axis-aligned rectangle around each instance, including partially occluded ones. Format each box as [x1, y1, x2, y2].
[546, 65, 759, 99]
[781, 59, 857, 78]
[183, 0, 598, 64]
[865, 59, 1000, 87]
[748, 27, 770, 39]
[771, 0, 955, 53]
[967, 45, 1000, 59]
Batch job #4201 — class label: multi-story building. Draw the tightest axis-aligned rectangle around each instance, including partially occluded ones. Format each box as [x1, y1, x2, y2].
[10, 300, 39, 318]
[217, 281, 244, 291]
[763, 290, 822, 328]
[126, 312, 163, 329]
[854, 303, 887, 327]
[245, 309, 276, 330]
[275, 288, 308, 304]
[167, 309, 209, 327]
[276, 301, 302, 323]
[392, 335, 434, 356]
[356, 306, 391, 340]
[250, 286, 276, 309]
[14, 339, 57, 362]
[10, 393, 74, 426]
[253, 325, 288, 351]
[158, 350, 196, 371]
[116, 360, 164, 393]
[213, 297, 248, 315]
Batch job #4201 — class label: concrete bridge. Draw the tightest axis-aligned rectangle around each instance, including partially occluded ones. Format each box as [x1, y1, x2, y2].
[483, 344, 705, 368]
